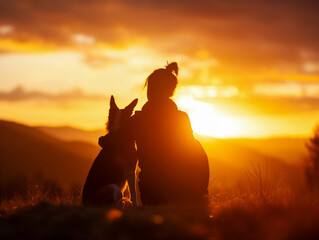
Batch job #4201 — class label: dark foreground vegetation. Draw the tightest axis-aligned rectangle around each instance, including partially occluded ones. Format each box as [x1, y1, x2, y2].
[1, 187, 319, 240]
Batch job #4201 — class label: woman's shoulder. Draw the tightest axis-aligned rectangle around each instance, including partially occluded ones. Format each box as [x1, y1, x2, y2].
[177, 110, 190, 118]
[175, 110, 191, 125]
[128, 99, 191, 127]
[133, 102, 190, 121]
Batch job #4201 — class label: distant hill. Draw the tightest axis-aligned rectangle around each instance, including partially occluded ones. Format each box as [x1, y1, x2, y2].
[0, 120, 100, 194]
[35, 126, 105, 145]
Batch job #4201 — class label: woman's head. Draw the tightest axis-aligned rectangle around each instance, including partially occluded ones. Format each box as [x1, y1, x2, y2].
[145, 62, 179, 100]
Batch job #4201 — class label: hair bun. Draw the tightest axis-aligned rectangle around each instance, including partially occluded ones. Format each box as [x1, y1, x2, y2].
[165, 62, 179, 76]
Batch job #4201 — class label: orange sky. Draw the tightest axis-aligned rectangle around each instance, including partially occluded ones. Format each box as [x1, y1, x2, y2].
[0, 0, 319, 138]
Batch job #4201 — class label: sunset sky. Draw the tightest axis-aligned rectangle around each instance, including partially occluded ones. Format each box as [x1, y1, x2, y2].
[0, 0, 319, 138]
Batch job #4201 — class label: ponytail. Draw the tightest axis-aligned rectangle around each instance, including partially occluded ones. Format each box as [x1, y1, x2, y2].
[165, 62, 179, 76]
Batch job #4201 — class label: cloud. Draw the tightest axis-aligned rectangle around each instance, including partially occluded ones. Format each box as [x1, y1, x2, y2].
[83, 51, 125, 68]
[0, 25, 14, 36]
[248, 80, 319, 113]
[72, 33, 95, 45]
[244, 96, 319, 114]
[177, 85, 239, 98]
[0, 0, 318, 73]
[178, 80, 319, 114]
[0, 86, 105, 102]
[253, 81, 319, 99]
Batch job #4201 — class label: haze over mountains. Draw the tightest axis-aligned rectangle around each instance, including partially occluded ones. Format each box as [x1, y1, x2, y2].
[0, 119, 307, 199]
[36, 124, 309, 166]
[35, 126, 105, 147]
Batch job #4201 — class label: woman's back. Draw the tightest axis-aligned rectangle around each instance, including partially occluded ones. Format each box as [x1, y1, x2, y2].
[129, 98, 209, 204]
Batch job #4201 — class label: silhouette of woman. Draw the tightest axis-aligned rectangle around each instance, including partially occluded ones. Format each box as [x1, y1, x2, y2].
[127, 62, 209, 205]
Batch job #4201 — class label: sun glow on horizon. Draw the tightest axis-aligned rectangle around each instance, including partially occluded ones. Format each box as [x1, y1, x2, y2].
[175, 96, 240, 138]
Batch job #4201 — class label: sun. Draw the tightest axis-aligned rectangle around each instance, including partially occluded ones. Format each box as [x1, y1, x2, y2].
[175, 96, 240, 138]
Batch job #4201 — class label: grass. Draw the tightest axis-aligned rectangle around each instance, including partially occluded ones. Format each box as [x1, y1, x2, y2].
[1, 191, 319, 240]
[1, 166, 319, 240]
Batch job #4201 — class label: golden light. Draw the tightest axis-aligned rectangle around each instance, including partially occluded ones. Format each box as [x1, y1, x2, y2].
[175, 95, 240, 138]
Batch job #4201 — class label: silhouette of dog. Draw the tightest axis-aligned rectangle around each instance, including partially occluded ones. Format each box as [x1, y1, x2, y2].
[82, 95, 138, 206]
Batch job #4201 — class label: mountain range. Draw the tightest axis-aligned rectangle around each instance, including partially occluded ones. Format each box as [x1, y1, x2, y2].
[0, 119, 307, 198]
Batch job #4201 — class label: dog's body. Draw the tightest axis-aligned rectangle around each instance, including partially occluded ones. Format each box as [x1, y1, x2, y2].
[82, 96, 138, 206]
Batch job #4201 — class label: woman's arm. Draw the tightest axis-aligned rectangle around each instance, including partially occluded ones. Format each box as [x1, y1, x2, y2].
[122, 127, 140, 206]
[178, 111, 195, 142]
[124, 146, 140, 206]
[125, 168, 140, 206]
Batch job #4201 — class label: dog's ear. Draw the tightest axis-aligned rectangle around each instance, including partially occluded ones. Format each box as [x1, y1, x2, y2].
[125, 98, 138, 112]
[110, 95, 119, 110]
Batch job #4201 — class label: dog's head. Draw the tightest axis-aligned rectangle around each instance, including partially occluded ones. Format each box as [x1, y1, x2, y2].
[107, 95, 138, 132]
